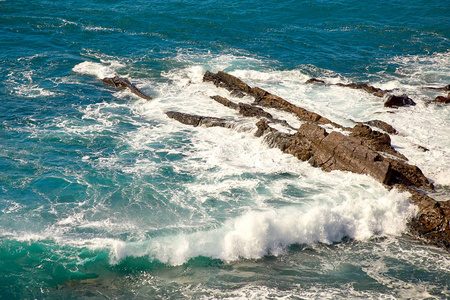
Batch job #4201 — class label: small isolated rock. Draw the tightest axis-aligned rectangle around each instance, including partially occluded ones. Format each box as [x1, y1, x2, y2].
[305, 78, 326, 84]
[433, 93, 450, 104]
[418, 145, 430, 152]
[384, 94, 416, 108]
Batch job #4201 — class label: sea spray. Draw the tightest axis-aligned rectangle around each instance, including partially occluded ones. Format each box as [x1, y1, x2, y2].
[102, 188, 416, 265]
[2, 0, 450, 297]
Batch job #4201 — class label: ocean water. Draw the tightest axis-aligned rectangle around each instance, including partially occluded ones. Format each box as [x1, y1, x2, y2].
[1, 0, 450, 298]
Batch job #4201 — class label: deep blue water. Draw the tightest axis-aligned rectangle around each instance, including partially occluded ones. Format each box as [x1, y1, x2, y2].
[1, 0, 450, 299]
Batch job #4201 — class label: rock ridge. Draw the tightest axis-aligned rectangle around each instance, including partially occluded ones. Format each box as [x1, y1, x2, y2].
[165, 70, 449, 250]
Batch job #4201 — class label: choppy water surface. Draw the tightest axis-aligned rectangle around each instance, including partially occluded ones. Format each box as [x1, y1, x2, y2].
[1, 0, 449, 298]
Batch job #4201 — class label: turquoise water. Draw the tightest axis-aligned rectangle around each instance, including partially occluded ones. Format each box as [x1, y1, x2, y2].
[1, 0, 450, 298]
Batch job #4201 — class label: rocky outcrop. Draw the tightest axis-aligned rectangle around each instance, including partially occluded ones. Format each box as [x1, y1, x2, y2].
[258, 121, 392, 184]
[203, 71, 251, 97]
[204, 71, 342, 128]
[167, 70, 448, 250]
[102, 76, 153, 101]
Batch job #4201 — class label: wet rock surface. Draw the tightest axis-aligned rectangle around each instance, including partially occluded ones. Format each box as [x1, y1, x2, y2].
[165, 111, 232, 128]
[384, 94, 416, 108]
[102, 76, 153, 101]
[166, 70, 449, 250]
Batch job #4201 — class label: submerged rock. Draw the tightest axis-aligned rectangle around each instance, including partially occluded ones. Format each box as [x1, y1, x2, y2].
[306, 78, 390, 97]
[336, 82, 390, 97]
[422, 84, 450, 91]
[102, 76, 153, 101]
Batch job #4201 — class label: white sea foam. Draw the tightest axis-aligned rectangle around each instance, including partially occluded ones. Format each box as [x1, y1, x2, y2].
[390, 51, 450, 86]
[72, 61, 125, 79]
[29, 52, 444, 269]
[222, 62, 450, 187]
[180, 282, 441, 300]
[6, 69, 56, 98]
[91, 187, 415, 265]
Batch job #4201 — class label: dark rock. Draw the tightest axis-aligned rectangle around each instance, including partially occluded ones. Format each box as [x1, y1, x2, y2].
[211, 95, 272, 119]
[305, 78, 326, 84]
[384, 94, 416, 108]
[102, 76, 152, 101]
[165, 111, 231, 128]
[210, 95, 239, 110]
[418, 145, 429, 152]
[364, 120, 398, 134]
[255, 121, 392, 184]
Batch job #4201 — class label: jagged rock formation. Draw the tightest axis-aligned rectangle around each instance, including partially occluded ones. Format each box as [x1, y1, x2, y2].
[258, 120, 393, 184]
[102, 76, 153, 101]
[204, 71, 342, 127]
[166, 70, 449, 250]
[349, 123, 406, 160]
